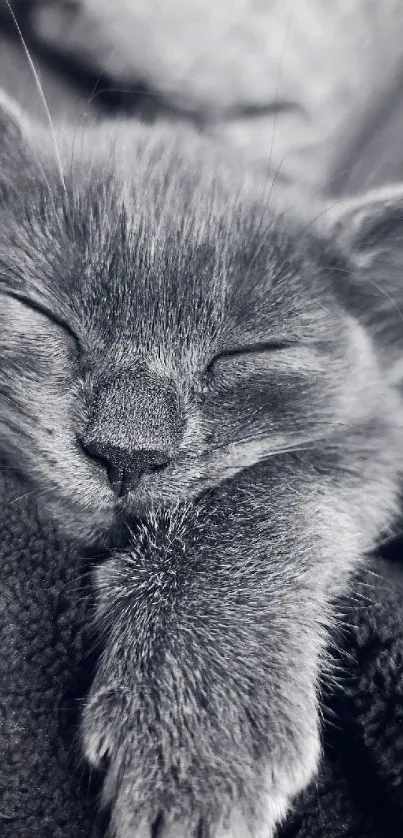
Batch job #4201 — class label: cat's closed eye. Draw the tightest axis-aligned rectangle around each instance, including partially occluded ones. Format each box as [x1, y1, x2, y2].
[1, 289, 79, 349]
[194, 343, 281, 396]
[201, 339, 323, 392]
[208, 339, 295, 366]
[202, 339, 292, 379]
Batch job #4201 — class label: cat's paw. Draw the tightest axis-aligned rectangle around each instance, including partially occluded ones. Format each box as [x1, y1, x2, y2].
[126, 753, 318, 838]
[83, 683, 320, 838]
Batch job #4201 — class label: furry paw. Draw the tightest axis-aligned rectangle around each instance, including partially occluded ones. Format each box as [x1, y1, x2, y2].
[83, 682, 320, 838]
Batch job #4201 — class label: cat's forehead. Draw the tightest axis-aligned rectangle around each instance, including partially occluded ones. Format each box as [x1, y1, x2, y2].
[0, 124, 337, 365]
[62, 178, 328, 358]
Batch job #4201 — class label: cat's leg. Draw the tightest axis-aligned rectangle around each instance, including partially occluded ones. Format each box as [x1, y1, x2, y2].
[82, 440, 399, 838]
[80, 482, 328, 835]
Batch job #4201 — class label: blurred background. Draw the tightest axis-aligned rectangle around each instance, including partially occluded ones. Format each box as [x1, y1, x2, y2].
[1, 0, 403, 196]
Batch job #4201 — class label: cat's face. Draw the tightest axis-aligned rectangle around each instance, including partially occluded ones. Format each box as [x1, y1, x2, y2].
[0, 101, 398, 546]
[2, 94, 403, 838]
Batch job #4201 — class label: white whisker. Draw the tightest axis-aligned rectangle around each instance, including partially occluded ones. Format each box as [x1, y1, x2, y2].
[3, 0, 67, 196]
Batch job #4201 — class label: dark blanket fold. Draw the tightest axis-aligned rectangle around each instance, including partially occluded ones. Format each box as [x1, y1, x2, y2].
[0, 475, 402, 838]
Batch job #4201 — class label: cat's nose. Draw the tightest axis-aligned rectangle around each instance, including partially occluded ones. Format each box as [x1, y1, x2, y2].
[80, 367, 184, 497]
[82, 440, 171, 497]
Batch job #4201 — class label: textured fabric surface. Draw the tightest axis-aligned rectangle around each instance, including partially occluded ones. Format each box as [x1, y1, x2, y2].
[0, 475, 103, 838]
[1, 471, 403, 837]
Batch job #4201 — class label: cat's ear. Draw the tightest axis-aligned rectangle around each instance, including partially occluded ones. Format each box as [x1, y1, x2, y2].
[321, 185, 403, 377]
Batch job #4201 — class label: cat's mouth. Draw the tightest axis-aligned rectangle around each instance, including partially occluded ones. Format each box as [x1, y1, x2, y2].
[71, 429, 324, 545]
[114, 432, 319, 515]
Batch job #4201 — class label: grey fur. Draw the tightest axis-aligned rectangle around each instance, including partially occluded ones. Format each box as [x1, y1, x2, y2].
[1, 92, 403, 837]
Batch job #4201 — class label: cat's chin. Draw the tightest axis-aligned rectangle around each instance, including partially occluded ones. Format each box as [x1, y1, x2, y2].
[43, 470, 200, 546]
[44, 496, 117, 545]
[48, 496, 166, 547]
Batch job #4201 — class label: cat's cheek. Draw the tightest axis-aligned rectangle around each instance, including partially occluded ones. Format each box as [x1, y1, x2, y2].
[28, 435, 115, 541]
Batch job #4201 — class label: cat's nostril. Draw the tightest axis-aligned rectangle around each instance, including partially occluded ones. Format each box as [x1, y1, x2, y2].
[105, 463, 126, 498]
[79, 437, 171, 497]
[123, 449, 171, 492]
[109, 450, 171, 497]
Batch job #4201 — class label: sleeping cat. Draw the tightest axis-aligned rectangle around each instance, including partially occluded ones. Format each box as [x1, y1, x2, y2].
[1, 89, 403, 838]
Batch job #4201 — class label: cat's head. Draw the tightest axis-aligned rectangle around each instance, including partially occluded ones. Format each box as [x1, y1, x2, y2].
[0, 90, 403, 543]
